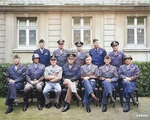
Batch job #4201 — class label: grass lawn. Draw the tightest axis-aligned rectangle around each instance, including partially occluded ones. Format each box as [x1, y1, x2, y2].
[0, 97, 150, 120]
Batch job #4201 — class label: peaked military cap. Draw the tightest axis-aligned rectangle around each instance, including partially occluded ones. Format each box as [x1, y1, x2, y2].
[39, 39, 45, 43]
[75, 41, 83, 47]
[67, 54, 76, 59]
[50, 55, 57, 60]
[110, 41, 119, 47]
[57, 39, 65, 44]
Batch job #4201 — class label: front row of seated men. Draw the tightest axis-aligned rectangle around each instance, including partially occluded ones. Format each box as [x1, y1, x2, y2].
[5, 53, 139, 114]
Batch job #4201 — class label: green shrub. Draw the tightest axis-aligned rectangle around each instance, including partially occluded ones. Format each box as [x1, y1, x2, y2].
[133, 61, 150, 97]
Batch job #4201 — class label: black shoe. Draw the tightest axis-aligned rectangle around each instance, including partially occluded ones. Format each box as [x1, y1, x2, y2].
[38, 104, 43, 111]
[62, 103, 70, 112]
[22, 105, 28, 112]
[123, 103, 130, 112]
[5, 106, 13, 114]
[45, 102, 52, 109]
[131, 93, 139, 107]
[102, 104, 107, 112]
[54, 102, 60, 109]
[86, 105, 91, 113]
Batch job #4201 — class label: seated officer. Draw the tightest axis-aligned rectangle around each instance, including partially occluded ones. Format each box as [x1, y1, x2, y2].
[43, 55, 62, 109]
[5, 55, 26, 114]
[62, 54, 81, 112]
[109, 41, 125, 107]
[74, 41, 86, 66]
[80, 55, 99, 113]
[99, 55, 118, 112]
[23, 54, 45, 112]
[118, 55, 139, 112]
[89, 39, 107, 67]
[34, 39, 51, 67]
[53, 39, 68, 67]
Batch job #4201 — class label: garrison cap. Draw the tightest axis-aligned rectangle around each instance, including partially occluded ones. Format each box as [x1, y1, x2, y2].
[14, 55, 20, 59]
[75, 41, 83, 47]
[110, 41, 119, 47]
[85, 54, 91, 59]
[104, 55, 111, 60]
[50, 55, 57, 60]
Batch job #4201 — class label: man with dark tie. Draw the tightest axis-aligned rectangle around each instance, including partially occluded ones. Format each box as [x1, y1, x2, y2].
[118, 55, 139, 112]
[89, 39, 107, 67]
[53, 39, 68, 67]
[99, 55, 118, 112]
[74, 41, 86, 66]
[5, 55, 26, 114]
[34, 39, 51, 67]
[109, 41, 125, 107]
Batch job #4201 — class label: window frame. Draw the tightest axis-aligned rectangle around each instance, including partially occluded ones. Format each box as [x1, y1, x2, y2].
[127, 17, 146, 48]
[72, 18, 92, 48]
[17, 18, 38, 49]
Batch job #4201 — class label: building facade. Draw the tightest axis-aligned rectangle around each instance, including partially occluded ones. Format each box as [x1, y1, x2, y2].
[0, 0, 150, 63]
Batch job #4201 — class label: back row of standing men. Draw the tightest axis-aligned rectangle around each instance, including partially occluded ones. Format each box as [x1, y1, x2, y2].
[5, 39, 139, 114]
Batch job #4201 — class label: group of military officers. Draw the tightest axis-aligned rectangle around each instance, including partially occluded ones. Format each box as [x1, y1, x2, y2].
[5, 38, 139, 114]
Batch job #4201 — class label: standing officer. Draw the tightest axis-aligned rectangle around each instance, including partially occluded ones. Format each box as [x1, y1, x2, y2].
[5, 55, 26, 114]
[53, 39, 68, 67]
[118, 55, 139, 112]
[99, 55, 118, 112]
[109, 41, 125, 107]
[80, 55, 99, 113]
[43, 55, 62, 109]
[22, 54, 45, 112]
[62, 54, 81, 112]
[34, 39, 51, 67]
[74, 41, 86, 66]
[89, 39, 107, 67]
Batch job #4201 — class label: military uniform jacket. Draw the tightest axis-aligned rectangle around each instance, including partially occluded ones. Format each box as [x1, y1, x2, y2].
[89, 48, 107, 67]
[74, 51, 86, 66]
[26, 63, 45, 83]
[99, 65, 118, 82]
[118, 64, 139, 83]
[62, 63, 80, 82]
[109, 51, 124, 71]
[80, 64, 99, 80]
[53, 49, 68, 67]
[6, 65, 26, 84]
[34, 48, 50, 67]
[44, 65, 62, 83]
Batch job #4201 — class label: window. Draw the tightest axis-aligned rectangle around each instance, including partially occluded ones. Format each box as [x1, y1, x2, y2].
[127, 17, 146, 47]
[72, 18, 92, 46]
[17, 18, 37, 48]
